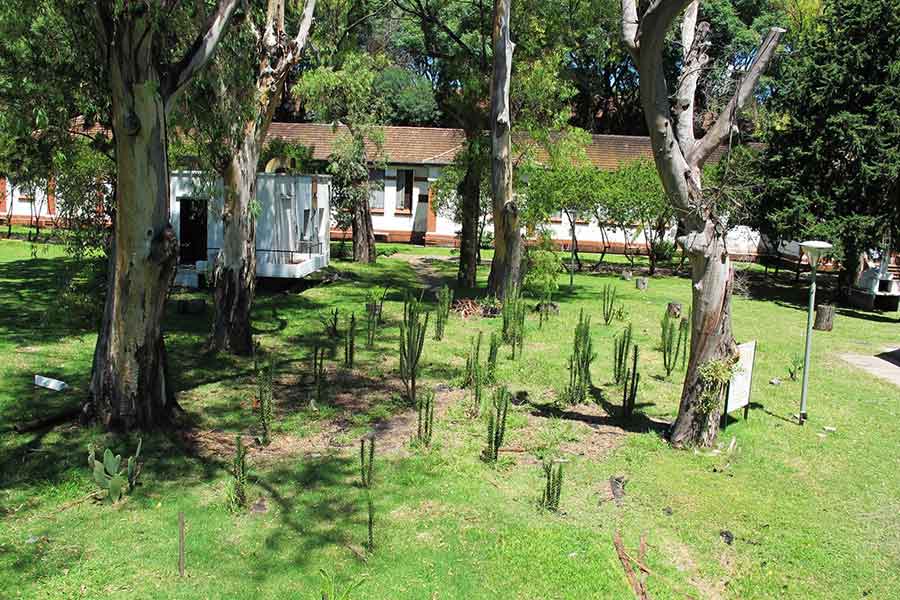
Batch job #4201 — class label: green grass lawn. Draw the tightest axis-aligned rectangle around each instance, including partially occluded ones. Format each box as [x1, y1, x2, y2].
[1, 237, 898, 599]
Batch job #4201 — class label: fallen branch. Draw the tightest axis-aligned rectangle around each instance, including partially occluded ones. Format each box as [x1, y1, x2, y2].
[614, 530, 652, 600]
[14, 406, 81, 433]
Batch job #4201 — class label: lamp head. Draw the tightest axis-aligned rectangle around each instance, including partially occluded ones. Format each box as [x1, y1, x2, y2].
[800, 240, 833, 269]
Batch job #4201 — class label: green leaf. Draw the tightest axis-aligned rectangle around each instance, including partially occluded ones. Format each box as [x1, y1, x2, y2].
[93, 461, 109, 488]
[108, 475, 126, 502]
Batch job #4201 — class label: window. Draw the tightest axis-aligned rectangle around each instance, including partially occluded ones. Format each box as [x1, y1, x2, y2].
[369, 169, 385, 210]
[396, 169, 414, 212]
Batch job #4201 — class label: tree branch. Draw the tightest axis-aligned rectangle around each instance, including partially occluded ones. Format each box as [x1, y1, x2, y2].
[164, 0, 241, 107]
[674, 1, 705, 156]
[620, 0, 639, 62]
[286, 0, 318, 64]
[688, 26, 785, 166]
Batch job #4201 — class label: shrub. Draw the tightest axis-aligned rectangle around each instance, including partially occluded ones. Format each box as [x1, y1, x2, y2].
[523, 245, 561, 301]
[788, 353, 803, 381]
[562, 309, 595, 405]
[88, 438, 142, 503]
[613, 324, 633, 384]
[434, 285, 453, 341]
[483, 387, 511, 462]
[416, 390, 435, 446]
[399, 294, 429, 404]
[540, 460, 563, 512]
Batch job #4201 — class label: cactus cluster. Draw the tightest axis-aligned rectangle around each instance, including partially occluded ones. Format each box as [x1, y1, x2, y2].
[613, 323, 633, 384]
[563, 309, 595, 405]
[434, 285, 453, 341]
[417, 390, 435, 447]
[344, 312, 357, 369]
[483, 387, 511, 462]
[540, 460, 564, 512]
[399, 294, 430, 405]
[601, 284, 618, 326]
[257, 358, 274, 446]
[623, 344, 640, 418]
[88, 438, 142, 503]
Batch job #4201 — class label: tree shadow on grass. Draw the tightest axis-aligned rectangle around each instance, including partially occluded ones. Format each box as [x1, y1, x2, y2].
[253, 455, 366, 570]
[529, 385, 669, 438]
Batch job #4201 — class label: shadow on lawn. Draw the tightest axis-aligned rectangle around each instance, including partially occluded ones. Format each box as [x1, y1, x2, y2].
[529, 385, 669, 438]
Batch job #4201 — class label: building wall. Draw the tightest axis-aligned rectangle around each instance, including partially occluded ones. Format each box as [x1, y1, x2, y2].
[0, 177, 57, 225]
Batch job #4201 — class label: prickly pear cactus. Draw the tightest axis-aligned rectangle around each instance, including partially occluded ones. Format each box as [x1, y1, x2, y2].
[89, 439, 142, 503]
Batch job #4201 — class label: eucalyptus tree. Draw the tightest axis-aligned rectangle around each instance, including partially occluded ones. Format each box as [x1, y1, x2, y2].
[0, 0, 241, 429]
[295, 52, 388, 263]
[620, 0, 784, 446]
[177, 0, 316, 356]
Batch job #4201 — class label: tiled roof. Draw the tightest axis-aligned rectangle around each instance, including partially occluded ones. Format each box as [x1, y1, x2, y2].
[265, 122, 748, 169]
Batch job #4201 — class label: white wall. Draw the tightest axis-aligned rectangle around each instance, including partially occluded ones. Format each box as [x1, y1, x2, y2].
[2, 181, 54, 221]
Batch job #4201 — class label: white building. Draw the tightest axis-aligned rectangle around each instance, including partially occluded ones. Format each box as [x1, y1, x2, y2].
[170, 171, 331, 281]
[266, 122, 769, 260]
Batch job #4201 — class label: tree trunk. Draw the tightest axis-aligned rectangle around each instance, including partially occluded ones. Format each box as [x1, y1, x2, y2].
[353, 191, 377, 264]
[89, 82, 178, 429]
[814, 304, 835, 332]
[211, 139, 258, 355]
[486, 0, 520, 299]
[457, 153, 482, 288]
[669, 230, 737, 447]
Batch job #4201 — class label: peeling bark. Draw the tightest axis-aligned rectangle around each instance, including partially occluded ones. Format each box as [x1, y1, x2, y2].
[209, 0, 316, 354]
[87, 1, 239, 430]
[486, 0, 521, 299]
[620, 0, 784, 446]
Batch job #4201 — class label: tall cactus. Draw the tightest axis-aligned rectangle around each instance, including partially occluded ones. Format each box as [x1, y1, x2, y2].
[399, 294, 430, 405]
[484, 387, 511, 462]
[601, 283, 617, 325]
[540, 460, 564, 512]
[434, 285, 453, 341]
[613, 323, 633, 384]
[563, 309, 596, 404]
[417, 390, 435, 446]
[623, 344, 640, 418]
[344, 312, 356, 369]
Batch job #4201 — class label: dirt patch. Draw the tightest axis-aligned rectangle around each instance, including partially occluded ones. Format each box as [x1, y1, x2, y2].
[518, 401, 632, 463]
[661, 534, 728, 600]
[391, 254, 455, 290]
[179, 423, 350, 465]
[371, 387, 466, 453]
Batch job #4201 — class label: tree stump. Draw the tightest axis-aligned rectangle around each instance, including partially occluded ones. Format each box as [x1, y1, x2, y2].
[814, 304, 835, 331]
[667, 302, 682, 319]
[635, 277, 648, 291]
[621, 269, 633, 281]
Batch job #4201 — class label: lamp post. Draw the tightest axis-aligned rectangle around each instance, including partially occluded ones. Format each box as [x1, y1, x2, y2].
[798, 240, 833, 425]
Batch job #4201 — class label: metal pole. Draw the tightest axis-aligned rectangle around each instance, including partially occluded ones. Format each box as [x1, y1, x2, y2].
[799, 265, 817, 424]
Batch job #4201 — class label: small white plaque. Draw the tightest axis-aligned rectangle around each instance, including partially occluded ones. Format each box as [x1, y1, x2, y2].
[34, 375, 69, 392]
[725, 341, 756, 413]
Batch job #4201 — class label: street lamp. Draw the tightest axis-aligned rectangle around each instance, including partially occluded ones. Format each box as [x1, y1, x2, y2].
[798, 240, 833, 425]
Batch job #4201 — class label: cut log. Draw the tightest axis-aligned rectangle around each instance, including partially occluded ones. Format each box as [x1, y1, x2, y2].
[813, 304, 835, 332]
[666, 302, 682, 319]
[635, 277, 648, 291]
[621, 269, 633, 281]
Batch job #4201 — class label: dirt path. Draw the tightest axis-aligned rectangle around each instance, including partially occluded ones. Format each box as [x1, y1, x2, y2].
[841, 348, 900, 389]
[390, 253, 456, 290]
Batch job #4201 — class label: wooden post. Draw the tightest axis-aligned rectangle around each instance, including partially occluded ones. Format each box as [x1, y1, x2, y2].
[178, 512, 185, 577]
[813, 304, 835, 332]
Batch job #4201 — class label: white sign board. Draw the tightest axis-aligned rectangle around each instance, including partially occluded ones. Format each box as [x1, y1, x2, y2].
[725, 341, 756, 415]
